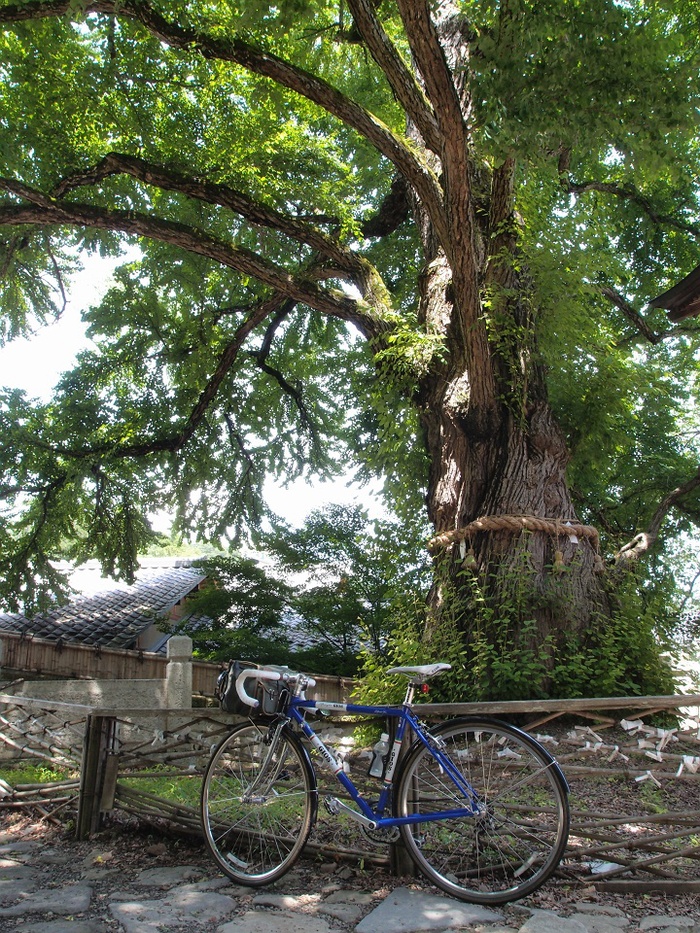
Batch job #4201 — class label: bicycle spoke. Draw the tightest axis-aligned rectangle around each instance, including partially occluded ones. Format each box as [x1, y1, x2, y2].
[201, 722, 315, 885]
[397, 718, 569, 905]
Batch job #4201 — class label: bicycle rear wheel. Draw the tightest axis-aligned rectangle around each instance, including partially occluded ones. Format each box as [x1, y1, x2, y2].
[395, 717, 569, 905]
[201, 721, 317, 885]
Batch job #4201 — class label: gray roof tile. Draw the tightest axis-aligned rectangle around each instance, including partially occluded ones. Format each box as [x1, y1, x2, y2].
[0, 563, 206, 650]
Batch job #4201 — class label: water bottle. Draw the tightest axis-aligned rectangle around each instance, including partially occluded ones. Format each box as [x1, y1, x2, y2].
[368, 733, 390, 778]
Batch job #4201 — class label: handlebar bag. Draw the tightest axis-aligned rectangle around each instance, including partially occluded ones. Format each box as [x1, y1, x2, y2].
[216, 660, 259, 715]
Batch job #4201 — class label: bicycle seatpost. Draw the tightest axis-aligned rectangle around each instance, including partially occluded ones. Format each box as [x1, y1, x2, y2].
[403, 681, 416, 706]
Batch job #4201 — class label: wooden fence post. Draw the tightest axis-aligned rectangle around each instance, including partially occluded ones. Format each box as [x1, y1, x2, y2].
[76, 714, 117, 840]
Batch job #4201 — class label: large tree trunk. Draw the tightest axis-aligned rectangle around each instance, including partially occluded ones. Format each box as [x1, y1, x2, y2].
[415, 254, 612, 692]
[404, 11, 613, 687]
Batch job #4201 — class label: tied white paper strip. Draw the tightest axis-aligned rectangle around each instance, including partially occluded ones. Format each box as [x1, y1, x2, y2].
[564, 521, 579, 544]
[621, 718, 645, 733]
[677, 756, 700, 776]
[607, 745, 630, 763]
[535, 734, 558, 745]
[575, 725, 604, 743]
[497, 748, 522, 760]
[645, 750, 664, 762]
[653, 728, 678, 751]
[635, 770, 661, 787]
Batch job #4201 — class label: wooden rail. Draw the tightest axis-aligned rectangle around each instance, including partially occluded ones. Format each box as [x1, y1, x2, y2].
[3, 691, 700, 889]
[418, 693, 700, 725]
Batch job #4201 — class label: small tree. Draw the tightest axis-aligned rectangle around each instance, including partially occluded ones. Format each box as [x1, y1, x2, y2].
[266, 503, 429, 658]
[182, 555, 293, 664]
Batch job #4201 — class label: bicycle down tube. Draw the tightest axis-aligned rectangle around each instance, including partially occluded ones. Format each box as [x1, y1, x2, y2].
[288, 698, 482, 827]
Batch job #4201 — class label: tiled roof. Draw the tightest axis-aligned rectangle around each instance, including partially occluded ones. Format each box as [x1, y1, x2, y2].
[0, 561, 206, 650]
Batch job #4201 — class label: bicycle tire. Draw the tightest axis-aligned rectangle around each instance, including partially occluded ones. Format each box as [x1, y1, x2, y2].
[201, 720, 317, 885]
[395, 717, 569, 905]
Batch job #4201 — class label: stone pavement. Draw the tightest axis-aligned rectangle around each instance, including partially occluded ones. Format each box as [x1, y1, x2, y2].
[0, 826, 697, 933]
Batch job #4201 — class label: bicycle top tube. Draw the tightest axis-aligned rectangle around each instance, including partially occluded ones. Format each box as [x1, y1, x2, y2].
[292, 696, 408, 718]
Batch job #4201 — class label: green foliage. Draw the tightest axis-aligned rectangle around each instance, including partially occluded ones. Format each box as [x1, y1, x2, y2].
[264, 503, 429, 662]
[175, 554, 293, 664]
[356, 593, 468, 707]
[123, 767, 201, 809]
[358, 552, 675, 704]
[177, 504, 429, 676]
[0, 762, 71, 785]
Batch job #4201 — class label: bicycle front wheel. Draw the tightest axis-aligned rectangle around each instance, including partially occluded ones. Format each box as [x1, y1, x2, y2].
[395, 717, 569, 905]
[201, 721, 317, 885]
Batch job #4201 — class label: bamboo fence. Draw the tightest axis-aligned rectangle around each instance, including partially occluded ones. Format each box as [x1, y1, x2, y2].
[2, 692, 700, 890]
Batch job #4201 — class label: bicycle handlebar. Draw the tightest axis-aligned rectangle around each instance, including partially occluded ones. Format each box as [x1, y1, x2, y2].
[235, 668, 316, 708]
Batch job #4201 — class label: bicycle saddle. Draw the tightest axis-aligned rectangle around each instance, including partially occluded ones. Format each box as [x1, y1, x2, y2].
[386, 663, 451, 682]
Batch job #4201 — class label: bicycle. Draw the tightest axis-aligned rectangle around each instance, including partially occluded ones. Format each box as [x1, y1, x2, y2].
[201, 662, 570, 905]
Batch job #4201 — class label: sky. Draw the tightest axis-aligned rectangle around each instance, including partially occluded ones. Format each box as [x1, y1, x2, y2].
[0, 257, 384, 533]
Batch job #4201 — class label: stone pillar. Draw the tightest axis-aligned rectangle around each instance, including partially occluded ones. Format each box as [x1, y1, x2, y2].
[165, 636, 193, 709]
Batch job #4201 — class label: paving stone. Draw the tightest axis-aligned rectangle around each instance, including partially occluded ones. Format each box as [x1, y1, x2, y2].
[637, 928, 695, 933]
[639, 920, 696, 932]
[574, 906, 628, 917]
[354, 886, 503, 933]
[0, 857, 25, 869]
[0, 874, 38, 904]
[109, 887, 237, 933]
[219, 908, 335, 933]
[17, 920, 110, 933]
[569, 915, 629, 933]
[253, 892, 314, 910]
[0, 840, 38, 854]
[0, 863, 36, 880]
[34, 849, 72, 866]
[518, 911, 589, 933]
[317, 901, 364, 923]
[0, 883, 93, 918]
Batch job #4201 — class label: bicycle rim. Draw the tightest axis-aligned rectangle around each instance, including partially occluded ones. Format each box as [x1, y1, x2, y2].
[201, 721, 316, 885]
[396, 717, 569, 905]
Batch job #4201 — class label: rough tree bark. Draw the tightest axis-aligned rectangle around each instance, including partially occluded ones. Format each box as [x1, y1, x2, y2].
[402, 4, 612, 669]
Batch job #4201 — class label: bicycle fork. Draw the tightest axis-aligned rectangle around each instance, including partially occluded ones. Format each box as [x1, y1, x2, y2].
[241, 721, 289, 803]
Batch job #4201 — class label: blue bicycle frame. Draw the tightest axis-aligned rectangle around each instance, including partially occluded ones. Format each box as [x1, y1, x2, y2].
[287, 694, 482, 829]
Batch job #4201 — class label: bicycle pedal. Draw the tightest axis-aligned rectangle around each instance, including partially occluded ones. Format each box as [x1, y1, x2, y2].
[324, 795, 340, 815]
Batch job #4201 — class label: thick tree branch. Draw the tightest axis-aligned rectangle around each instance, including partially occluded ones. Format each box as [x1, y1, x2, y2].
[0, 178, 388, 338]
[0, 0, 448, 246]
[345, 0, 441, 153]
[360, 174, 410, 238]
[615, 468, 700, 564]
[394, 0, 480, 320]
[600, 285, 661, 344]
[566, 178, 700, 240]
[54, 153, 363, 274]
